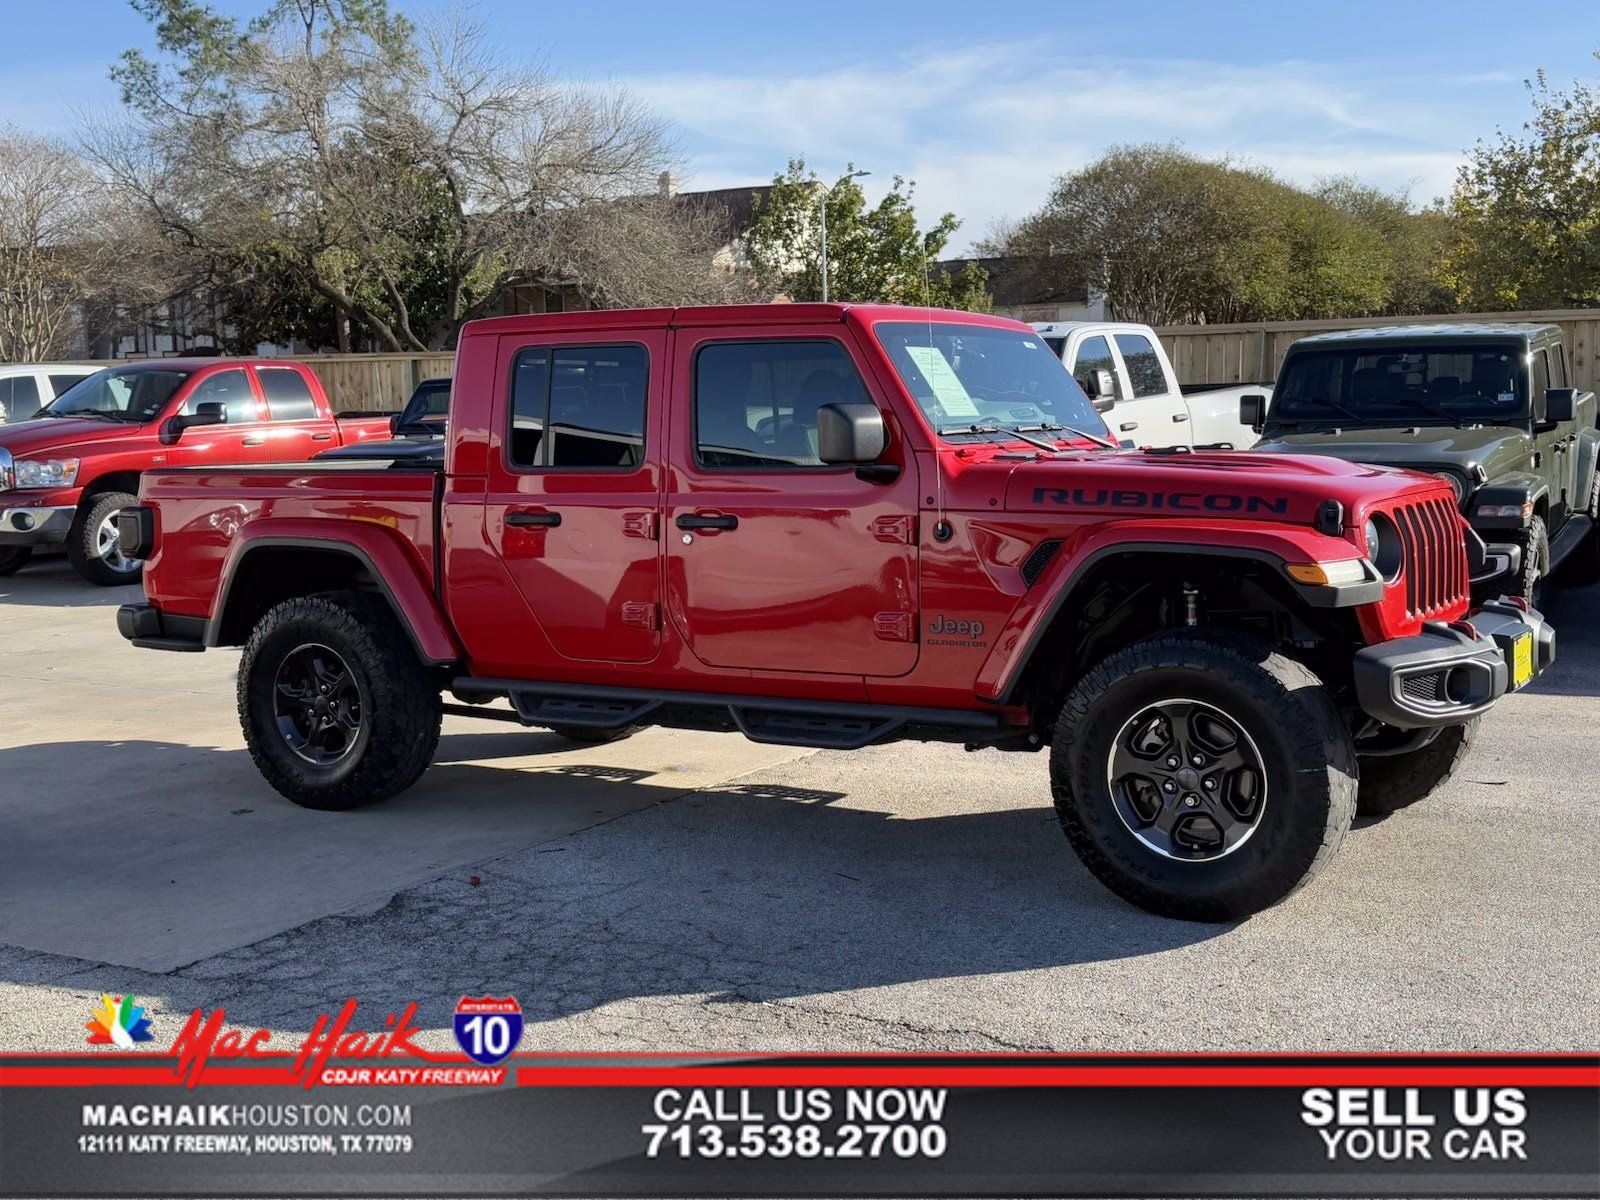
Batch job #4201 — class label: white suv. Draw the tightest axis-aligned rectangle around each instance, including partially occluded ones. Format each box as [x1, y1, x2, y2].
[0, 363, 101, 424]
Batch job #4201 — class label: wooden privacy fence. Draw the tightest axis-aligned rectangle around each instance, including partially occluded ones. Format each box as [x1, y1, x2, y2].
[1157, 309, 1600, 393]
[296, 352, 456, 414]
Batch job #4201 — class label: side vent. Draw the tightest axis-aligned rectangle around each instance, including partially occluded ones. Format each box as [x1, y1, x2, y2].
[1020, 539, 1064, 588]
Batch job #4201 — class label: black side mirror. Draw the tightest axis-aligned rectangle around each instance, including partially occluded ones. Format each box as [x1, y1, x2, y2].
[1544, 387, 1576, 425]
[1240, 393, 1267, 432]
[1080, 368, 1116, 413]
[166, 401, 228, 442]
[817, 402, 886, 464]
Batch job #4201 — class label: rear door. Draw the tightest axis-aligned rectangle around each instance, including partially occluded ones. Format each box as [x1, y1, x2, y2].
[1532, 343, 1576, 529]
[1111, 331, 1190, 446]
[483, 331, 665, 666]
[663, 326, 920, 678]
[172, 367, 274, 465]
[254, 366, 334, 461]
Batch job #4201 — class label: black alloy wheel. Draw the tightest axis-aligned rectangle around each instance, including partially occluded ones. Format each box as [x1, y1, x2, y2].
[1106, 698, 1267, 860]
[272, 643, 365, 766]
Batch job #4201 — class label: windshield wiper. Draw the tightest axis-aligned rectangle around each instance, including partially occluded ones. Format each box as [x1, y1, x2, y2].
[1390, 394, 1466, 427]
[1017, 422, 1118, 451]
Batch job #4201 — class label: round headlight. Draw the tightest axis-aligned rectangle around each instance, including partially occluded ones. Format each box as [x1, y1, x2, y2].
[1364, 518, 1381, 561]
[1435, 471, 1466, 504]
[1368, 515, 1404, 582]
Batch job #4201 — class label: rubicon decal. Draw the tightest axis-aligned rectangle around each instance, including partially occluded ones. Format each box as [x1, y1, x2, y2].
[1032, 486, 1291, 514]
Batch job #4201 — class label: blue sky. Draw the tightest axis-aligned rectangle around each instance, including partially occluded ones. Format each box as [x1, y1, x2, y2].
[4, 0, 1599, 253]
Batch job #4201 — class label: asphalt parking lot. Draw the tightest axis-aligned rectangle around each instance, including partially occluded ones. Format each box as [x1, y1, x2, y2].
[2, 553, 1597, 1054]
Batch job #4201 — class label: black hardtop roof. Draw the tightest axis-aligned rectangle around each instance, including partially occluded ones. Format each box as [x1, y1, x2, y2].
[1289, 323, 1561, 352]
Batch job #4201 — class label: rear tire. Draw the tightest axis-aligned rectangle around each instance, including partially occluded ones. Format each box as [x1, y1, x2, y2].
[1555, 476, 1600, 587]
[1356, 719, 1477, 817]
[1050, 631, 1356, 922]
[547, 724, 641, 745]
[238, 592, 441, 810]
[0, 547, 31, 576]
[67, 491, 143, 586]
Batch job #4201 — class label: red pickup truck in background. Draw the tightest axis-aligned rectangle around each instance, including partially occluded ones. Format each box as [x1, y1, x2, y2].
[116, 304, 1551, 920]
[0, 359, 390, 584]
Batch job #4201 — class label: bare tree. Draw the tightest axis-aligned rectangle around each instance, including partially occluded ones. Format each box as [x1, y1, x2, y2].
[87, 1, 741, 352]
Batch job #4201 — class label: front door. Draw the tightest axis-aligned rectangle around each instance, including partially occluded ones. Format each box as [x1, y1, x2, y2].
[664, 327, 920, 678]
[483, 332, 665, 667]
[172, 367, 275, 466]
[1530, 345, 1574, 530]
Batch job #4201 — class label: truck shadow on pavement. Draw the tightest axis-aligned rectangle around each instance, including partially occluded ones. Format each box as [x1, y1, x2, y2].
[0, 554, 142, 609]
[0, 732, 1228, 1039]
[1522, 580, 1599, 697]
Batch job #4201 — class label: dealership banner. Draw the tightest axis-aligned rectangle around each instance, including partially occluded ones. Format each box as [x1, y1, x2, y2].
[0, 1003, 1595, 1196]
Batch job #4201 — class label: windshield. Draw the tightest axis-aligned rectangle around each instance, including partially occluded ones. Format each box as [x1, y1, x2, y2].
[45, 367, 191, 423]
[874, 322, 1109, 441]
[1272, 346, 1524, 424]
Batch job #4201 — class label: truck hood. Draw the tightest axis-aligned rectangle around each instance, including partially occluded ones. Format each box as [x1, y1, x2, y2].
[1254, 424, 1532, 482]
[0, 416, 143, 456]
[1003, 448, 1446, 523]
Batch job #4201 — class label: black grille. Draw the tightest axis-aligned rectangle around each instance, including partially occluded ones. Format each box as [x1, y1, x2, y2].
[1021, 539, 1063, 587]
[1401, 672, 1445, 703]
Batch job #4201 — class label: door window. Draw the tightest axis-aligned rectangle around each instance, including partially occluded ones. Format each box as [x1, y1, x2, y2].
[1549, 344, 1569, 388]
[258, 368, 319, 421]
[1114, 333, 1168, 398]
[182, 369, 259, 424]
[1071, 335, 1123, 400]
[694, 340, 868, 468]
[1532, 349, 1549, 406]
[0, 375, 40, 422]
[507, 344, 647, 469]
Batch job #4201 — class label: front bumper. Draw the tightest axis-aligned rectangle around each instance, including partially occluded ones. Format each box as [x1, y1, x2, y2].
[0, 504, 75, 546]
[1353, 598, 1555, 729]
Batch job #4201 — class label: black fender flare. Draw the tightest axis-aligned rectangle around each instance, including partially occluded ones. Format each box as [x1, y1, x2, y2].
[1469, 473, 1549, 532]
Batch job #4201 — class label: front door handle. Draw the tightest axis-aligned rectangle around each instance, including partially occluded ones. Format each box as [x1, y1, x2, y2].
[676, 513, 738, 531]
[1172, 413, 1189, 422]
[311, 432, 333, 442]
[1119, 421, 1139, 432]
[507, 510, 561, 527]
[242, 437, 266, 447]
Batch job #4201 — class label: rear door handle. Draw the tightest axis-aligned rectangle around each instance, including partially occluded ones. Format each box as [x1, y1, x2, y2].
[1172, 413, 1189, 422]
[241, 437, 266, 447]
[676, 513, 738, 531]
[507, 510, 561, 527]
[1119, 421, 1139, 432]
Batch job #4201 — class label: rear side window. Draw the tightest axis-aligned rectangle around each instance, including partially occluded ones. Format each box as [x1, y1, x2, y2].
[1549, 344, 1569, 388]
[1114, 333, 1168, 398]
[1071, 335, 1123, 401]
[508, 344, 647, 469]
[694, 340, 868, 469]
[0, 375, 40, 422]
[182, 369, 258, 424]
[258, 368, 319, 421]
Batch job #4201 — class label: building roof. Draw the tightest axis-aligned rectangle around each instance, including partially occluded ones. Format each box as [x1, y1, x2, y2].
[668, 185, 775, 241]
[935, 255, 1087, 308]
[1294, 323, 1562, 347]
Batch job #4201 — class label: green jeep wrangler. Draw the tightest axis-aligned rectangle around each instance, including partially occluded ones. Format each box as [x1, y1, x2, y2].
[1245, 324, 1600, 603]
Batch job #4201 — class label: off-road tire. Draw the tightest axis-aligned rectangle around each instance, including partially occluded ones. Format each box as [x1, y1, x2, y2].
[1356, 719, 1477, 817]
[1555, 476, 1600, 587]
[0, 547, 31, 576]
[547, 724, 642, 745]
[238, 592, 441, 810]
[1050, 631, 1357, 922]
[1508, 516, 1549, 607]
[66, 490, 142, 586]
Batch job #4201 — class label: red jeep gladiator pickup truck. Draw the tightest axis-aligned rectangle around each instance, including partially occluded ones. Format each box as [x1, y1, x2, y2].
[0, 359, 390, 584]
[115, 304, 1552, 920]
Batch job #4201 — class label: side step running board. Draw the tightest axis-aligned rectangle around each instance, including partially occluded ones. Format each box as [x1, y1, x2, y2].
[1547, 513, 1594, 571]
[450, 677, 1014, 751]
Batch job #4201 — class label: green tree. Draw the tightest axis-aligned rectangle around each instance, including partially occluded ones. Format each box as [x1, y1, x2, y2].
[1442, 55, 1600, 310]
[744, 160, 990, 310]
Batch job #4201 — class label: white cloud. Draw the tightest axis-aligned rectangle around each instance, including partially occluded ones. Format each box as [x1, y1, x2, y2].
[626, 46, 1501, 253]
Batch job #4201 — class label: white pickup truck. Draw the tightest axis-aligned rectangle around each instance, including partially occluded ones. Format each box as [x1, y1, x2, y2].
[1031, 321, 1269, 449]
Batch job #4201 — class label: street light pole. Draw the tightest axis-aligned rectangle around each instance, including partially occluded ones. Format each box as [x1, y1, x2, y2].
[819, 169, 870, 303]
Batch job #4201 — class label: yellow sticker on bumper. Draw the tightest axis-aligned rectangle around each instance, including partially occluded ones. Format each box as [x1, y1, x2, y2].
[1511, 631, 1535, 689]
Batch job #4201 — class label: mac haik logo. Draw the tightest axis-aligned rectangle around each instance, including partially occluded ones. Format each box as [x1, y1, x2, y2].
[453, 996, 523, 1066]
[86, 994, 155, 1048]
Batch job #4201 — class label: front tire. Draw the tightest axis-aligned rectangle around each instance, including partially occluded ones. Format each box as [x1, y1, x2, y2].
[1508, 516, 1549, 606]
[1356, 720, 1477, 817]
[238, 593, 441, 810]
[1050, 631, 1356, 922]
[67, 491, 143, 586]
[0, 547, 31, 576]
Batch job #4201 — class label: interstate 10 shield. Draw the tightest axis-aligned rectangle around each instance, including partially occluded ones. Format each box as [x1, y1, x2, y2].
[452, 996, 523, 1065]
